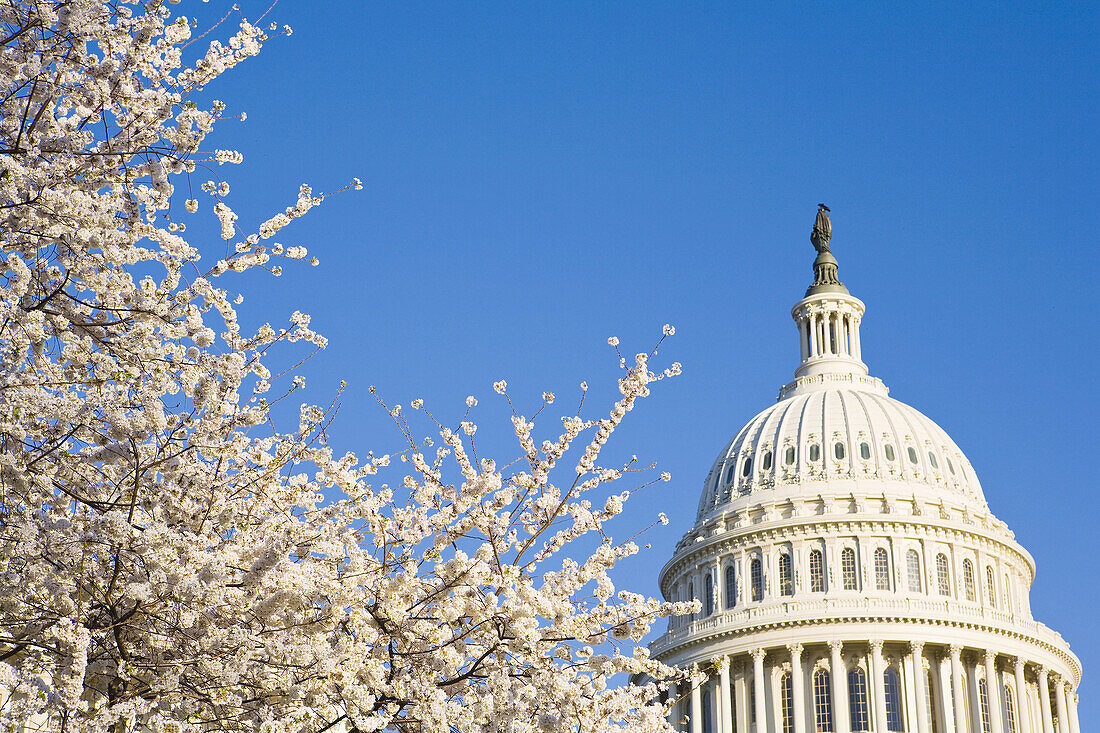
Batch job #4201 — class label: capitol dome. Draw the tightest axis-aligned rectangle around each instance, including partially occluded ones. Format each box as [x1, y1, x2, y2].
[652, 207, 1081, 733]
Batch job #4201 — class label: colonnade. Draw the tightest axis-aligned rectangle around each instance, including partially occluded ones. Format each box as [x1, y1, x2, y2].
[797, 307, 861, 364]
[670, 642, 1080, 733]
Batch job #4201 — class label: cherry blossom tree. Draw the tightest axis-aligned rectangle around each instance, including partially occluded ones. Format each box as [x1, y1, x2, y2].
[0, 2, 691, 731]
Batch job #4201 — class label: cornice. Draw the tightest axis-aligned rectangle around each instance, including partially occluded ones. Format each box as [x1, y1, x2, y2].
[649, 611, 1081, 685]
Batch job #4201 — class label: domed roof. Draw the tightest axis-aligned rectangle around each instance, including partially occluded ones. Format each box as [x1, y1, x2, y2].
[695, 212, 987, 522]
[695, 383, 987, 521]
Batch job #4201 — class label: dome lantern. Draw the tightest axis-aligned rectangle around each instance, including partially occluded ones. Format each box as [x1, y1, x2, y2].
[785, 206, 875, 396]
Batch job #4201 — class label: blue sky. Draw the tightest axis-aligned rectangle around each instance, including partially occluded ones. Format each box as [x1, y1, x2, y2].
[188, 0, 1097, 718]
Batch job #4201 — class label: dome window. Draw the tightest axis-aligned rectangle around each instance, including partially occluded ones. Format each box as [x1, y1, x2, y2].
[946, 456, 955, 475]
[785, 446, 796, 465]
[936, 554, 951, 596]
[834, 442, 845, 460]
[762, 450, 773, 471]
[884, 444, 896, 462]
[907, 446, 918, 464]
[779, 554, 793, 596]
[859, 442, 871, 460]
[725, 463, 736, 484]
[874, 548, 890, 591]
[742, 457, 753, 477]
[809, 443, 821, 462]
[928, 452, 938, 469]
[841, 547, 858, 590]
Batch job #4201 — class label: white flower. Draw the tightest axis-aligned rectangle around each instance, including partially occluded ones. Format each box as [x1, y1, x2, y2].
[493, 380, 507, 394]
[607, 336, 619, 346]
[185, 198, 198, 213]
[659, 512, 669, 525]
[411, 399, 423, 409]
[466, 396, 477, 407]
[542, 392, 555, 403]
[662, 323, 676, 336]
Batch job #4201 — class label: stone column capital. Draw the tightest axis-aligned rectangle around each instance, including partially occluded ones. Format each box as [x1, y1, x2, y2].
[984, 649, 997, 665]
[787, 642, 804, 658]
[750, 647, 767, 663]
[908, 640, 925, 655]
[869, 639, 885, 655]
[948, 643, 964, 660]
[828, 639, 844, 654]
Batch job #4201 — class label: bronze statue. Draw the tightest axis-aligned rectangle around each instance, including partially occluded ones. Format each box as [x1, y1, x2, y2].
[811, 203, 831, 253]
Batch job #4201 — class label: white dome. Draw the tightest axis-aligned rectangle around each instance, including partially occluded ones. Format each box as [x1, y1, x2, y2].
[651, 210, 1081, 733]
[696, 384, 987, 522]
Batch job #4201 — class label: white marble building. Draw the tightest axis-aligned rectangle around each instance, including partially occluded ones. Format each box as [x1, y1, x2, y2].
[651, 208, 1081, 733]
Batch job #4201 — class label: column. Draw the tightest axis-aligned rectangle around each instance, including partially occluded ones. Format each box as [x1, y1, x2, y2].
[691, 664, 703, 733]
[985, 651, 1005, 733]
[1037, 666, 1055, 733]
[789, 643, 806, 733]
[715, 556, 724, 614]
[968, 656, 983, 733]
[718, 656, 731, 733]
[938, 654, 957, 733]
[829, 641, 851, 733]
[1012, 659, 1029, 733]
[809, 313, 819, 358]
[950, 645, 969, 733]
[911, 642, 930, 733]
[1066, 685, 1080, 733]
[1053, 676, 1069, 733]
[751, 648, 767, 732]
[735, 658, 750, 733]
[869, 640, 888, 731]
[853, 316, 862, 361]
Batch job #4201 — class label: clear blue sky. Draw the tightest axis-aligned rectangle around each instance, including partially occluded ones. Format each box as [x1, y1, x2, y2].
[189, 0, 1097, 718]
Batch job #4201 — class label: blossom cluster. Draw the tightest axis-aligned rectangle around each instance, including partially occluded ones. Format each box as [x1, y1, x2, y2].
[0, 2, 691, 731]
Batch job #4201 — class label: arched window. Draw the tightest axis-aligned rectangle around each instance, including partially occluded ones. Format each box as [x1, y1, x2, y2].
[947, 455, 956, 474]
[704, 573, 714, 616]
[785, 445, 796, 465]
[963, 559, 976, 601]
[779, 553, 794, 596]
[1004, 684, 1018, 733]
[762, 450, 773, 470]
[907, 549, 922, 593]
[781, 672, 794, 733]
[703, 685, 713, 733]
[834, 441, 845, 460]
[860, 441, 871, 460]
[810, 549, 825, 592]
[813, 669, 834, 732]
[928, 451, 939, 469]
[884, 443, 896, 461]
[936, 553, 951, 596]
[742, 457, 753, 477]
[926, 670, 940, 733]
[750, 557, 763, 602]
[907, 446, 919, 464]
[725, 565, 736, 609]
[726, 463, 736, 483]
[978, 678, 992, 733]
[842, 547, 858, 590]
[874, 548, 891, 591]
[809, 443, 821, 461]
[848, 667, 871, 731]
[884, 667, 904, 731]
[986, 566, 997, 607]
